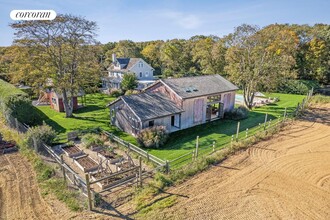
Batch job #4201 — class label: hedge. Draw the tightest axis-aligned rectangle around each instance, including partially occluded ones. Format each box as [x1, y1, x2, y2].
[0, 79, 41, 125]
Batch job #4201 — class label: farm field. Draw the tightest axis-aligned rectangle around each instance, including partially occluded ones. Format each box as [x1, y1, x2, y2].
[0, 153, 58, 219]
[145, 104, 330, 219]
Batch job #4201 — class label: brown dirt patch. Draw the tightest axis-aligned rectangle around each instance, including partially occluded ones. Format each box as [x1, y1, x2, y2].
[0, 153, 58, 220]
[149, 105, 330, 219]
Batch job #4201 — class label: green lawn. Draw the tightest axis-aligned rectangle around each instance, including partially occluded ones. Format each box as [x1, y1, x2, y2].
[37, 92, 305, 168]
[36, 93, 137, 144]
[147, 92, 305, 165]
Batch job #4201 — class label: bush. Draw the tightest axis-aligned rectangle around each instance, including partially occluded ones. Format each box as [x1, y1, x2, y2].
[109, 88, 123, 98]
[137, 126, 168, 148]
[25, 123, 57, 147]
[124, 89, 140, 96]
[0, 79, 42, 125]
[224, 105, 249, 120]
[275, 80, 320, 95]
[81, 133, 104, 149]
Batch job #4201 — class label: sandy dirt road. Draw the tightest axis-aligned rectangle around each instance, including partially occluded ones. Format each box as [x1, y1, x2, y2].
[152, 105, 330, 220]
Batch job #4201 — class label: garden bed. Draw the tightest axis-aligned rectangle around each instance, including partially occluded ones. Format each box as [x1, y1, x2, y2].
[91, 168, 138, 189]
[74, 155, 99, 173]
[62, 145, 84, 158]
[97, 149, 123, 164]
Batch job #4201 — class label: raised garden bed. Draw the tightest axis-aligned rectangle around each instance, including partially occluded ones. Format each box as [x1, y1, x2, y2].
[62, 145, 84, 158]
[74, 155, 99, 173]
[97, 149, 123, 164]
[91, 168, 138, 189]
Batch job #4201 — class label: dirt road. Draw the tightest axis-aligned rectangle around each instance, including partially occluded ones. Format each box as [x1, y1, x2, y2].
[153, 105, 330, 220]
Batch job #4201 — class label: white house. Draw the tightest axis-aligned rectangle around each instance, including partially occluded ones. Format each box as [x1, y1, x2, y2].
[102, 54, 155, 91]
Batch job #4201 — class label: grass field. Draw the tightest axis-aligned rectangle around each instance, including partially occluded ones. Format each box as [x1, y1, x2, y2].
[147, 92, 305, 164]
[37, 92, 305, 167]
[36, 93, 137, 144]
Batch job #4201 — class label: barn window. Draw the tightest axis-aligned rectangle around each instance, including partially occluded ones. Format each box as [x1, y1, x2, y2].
[148, 120, 154, 127]
[139, 72, 143, 78]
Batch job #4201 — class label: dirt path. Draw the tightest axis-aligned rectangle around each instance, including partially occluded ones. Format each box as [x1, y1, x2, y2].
[152, 105, 330, 220]
[0, 153, 58, 220]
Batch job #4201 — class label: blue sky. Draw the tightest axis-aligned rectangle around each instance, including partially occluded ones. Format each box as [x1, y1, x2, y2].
[0, 0, 329, 46]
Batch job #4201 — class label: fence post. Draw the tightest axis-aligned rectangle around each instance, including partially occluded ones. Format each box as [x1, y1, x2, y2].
[264, 113, 268, 130]
[236, 122, 240, 142]
[146, 152, 150, 162]
[138, 156, 142, 187]
[61, 155, 67, 184]
[212, 141, 215, 152]
[269, 119, 272, 127]
[85, 173, 92, 211]
[15, 118, 19, 132]
[245, 128, 248, 138]
[231, 135, 234, 149]
[32, 136, 38, 152]
[165, 160, 169, 174]
[192, 150, 195, 161]
[284, 107, 287, 120]
[195, 136, 199, 159]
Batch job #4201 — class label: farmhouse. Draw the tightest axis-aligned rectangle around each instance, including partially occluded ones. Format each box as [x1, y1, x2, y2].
[108, 74, 238, 135]
[102, 53, 155, 91]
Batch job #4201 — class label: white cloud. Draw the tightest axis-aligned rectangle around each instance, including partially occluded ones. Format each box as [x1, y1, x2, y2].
[159, 11, 202, 29]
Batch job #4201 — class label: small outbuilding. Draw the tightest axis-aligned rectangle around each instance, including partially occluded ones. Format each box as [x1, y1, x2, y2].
[50, 90, 85, 112]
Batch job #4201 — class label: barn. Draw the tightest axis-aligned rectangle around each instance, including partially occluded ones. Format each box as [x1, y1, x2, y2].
[108, 74, 238, 135]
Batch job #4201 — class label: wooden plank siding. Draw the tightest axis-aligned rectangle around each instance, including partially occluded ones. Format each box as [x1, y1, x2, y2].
[109, 99, 142, 135]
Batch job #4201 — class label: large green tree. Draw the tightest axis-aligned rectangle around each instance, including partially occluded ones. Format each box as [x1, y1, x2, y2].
[121, 72, 138, 91]
[10, 14, 101, 117]
[225, 24, 298, 109]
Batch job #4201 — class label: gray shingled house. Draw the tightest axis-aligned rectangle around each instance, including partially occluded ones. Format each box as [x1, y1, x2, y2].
[108, 74, 238, 135]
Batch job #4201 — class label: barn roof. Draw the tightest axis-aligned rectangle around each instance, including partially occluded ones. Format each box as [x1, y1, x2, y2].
[161, 74, 238, 99]
[111, 92, 183, 121]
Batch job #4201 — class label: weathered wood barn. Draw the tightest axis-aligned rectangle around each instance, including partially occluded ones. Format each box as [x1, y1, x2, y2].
[108, 75, 238, 135]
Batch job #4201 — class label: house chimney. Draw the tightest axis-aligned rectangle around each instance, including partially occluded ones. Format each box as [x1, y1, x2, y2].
[112, 53, 116, 63]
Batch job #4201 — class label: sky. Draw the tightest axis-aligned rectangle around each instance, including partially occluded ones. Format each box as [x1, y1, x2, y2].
[0, 0, 329, 46]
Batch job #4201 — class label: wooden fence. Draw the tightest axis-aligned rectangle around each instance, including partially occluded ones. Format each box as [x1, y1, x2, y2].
[102, 130, 167, 168]
[168, 89, 314, 169]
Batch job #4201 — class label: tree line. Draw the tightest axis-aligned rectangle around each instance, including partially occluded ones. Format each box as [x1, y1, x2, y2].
[0, 14, 329, 115]
[102, 23, 330, 86]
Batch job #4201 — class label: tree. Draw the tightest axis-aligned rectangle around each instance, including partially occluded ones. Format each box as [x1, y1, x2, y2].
[191, 37, 227, 75]
[121, 72, 138, 91]
[160, 39, 193, 77]
[10, 14, 101, 117]
[141, 41, 163, 75]
[225, 24, 298, 109]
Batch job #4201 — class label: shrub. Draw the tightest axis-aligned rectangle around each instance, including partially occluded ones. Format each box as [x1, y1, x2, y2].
[124, 89, 140, 96]
[109, 88, 123, 98]
[224, 105, 249, 120]
[25, 123, 57, 147]
[0, 79, 42, 125]
[137, 126, 168, 148]
[275, 80, 320, 95]
[81, 133, 104, 149]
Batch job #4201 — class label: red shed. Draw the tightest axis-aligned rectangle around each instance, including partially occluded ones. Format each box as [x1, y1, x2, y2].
[50, 90, 84, 112]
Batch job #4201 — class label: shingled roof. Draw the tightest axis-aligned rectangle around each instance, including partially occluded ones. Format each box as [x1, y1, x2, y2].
[121, 92, 183, 121]
[110, 58, 140, 70]
[161, 74, 238, 99]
